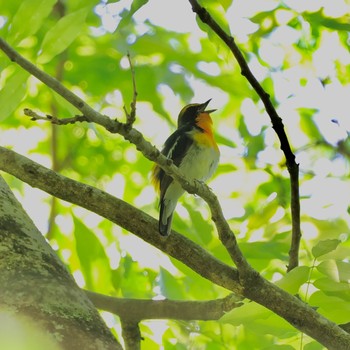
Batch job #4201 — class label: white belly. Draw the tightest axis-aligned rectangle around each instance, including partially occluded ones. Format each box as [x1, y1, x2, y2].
[179, 142, 219, 181]
[162, 141, 219, 219]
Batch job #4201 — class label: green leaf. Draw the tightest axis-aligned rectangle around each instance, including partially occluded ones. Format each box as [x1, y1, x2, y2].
[217, 163, 237, 173]
[275, 266, 310, 294]
[73, 217, 110, 289]
[215, 133, 236, 148]
[170, 259, 219, 300]
[304, 341, 324, 350]
[0, 67, 29, 121]
[262, 346, 294, 350]
[159, 267, 185, 299]
[181, 202, 214, 245]
[38, 8, 89, 64]
[304, 10, 350, 32]
[6, 0, 57, 45]
[250, 313, 297, 338]
[311, 239, 341, 259]
[313, 277, 350, 292]
[298, 108, 322, 140]
[247, 200, 278, 229]
[220, 301, 271, 325]
[309, 291, 350, 323]
[198, 0, 231, 35]
[117, 0, 149, 31]
[120, 256, 154, 298]
[317, 260, 350, 283]
[198, 0, 233, 11]
[240, 241, 289, 261]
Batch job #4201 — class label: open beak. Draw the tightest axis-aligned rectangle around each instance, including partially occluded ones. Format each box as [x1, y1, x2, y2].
[199, 99, 217, 114]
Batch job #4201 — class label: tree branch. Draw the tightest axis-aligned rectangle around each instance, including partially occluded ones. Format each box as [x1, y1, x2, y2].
[187, 0, 301, 271]
[86, 291, 241, 350]
[85, 290, 241, 322]
[0, 146, 240, 293]
[120, 319, 141, 350]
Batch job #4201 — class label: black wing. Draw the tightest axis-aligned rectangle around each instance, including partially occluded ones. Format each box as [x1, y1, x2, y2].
[162, 125, 193, 164]
[157, 125, 193, 197]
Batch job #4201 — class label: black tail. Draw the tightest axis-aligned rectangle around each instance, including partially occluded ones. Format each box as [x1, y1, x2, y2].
[159, 202, 173, 236]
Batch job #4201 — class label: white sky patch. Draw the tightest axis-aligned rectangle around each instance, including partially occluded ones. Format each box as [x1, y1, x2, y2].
[118, 233, 179, 273]
[241, 97, 268, 136]
[11, 186, 51, 235]
[55, 215, 74, 236]
[134, 185, 156, 207]
[1, 127, 48, 154]
[72, 270, 86, 288]
[94, 0, 131, 33]
[301, 177, 350, 220]
[135, 0, 199, 33]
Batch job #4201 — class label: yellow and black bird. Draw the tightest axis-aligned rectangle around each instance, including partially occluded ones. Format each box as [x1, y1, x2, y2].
[152, 99, 220, 236]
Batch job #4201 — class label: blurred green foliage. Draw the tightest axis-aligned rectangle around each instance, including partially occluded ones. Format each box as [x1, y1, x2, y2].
[1, 0, 349, 348]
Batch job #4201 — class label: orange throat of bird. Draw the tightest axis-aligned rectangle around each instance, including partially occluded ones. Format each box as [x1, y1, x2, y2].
[195, 112, 218, 151]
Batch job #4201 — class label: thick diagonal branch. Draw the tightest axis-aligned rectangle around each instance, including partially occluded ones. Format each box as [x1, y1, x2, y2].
[0, 146, 240, 293]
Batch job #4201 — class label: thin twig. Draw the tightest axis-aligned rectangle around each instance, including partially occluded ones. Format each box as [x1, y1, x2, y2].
[123, 51, 137, 128]
[24, 108, 88, 124]
[288, 167, 301, 271]
[187, 0, 301, 271]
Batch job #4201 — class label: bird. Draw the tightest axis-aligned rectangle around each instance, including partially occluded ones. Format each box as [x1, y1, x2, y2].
[152, 99, 220, 236]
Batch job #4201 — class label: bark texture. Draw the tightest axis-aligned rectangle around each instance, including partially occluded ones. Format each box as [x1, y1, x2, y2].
[0, 176, 121, 350]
